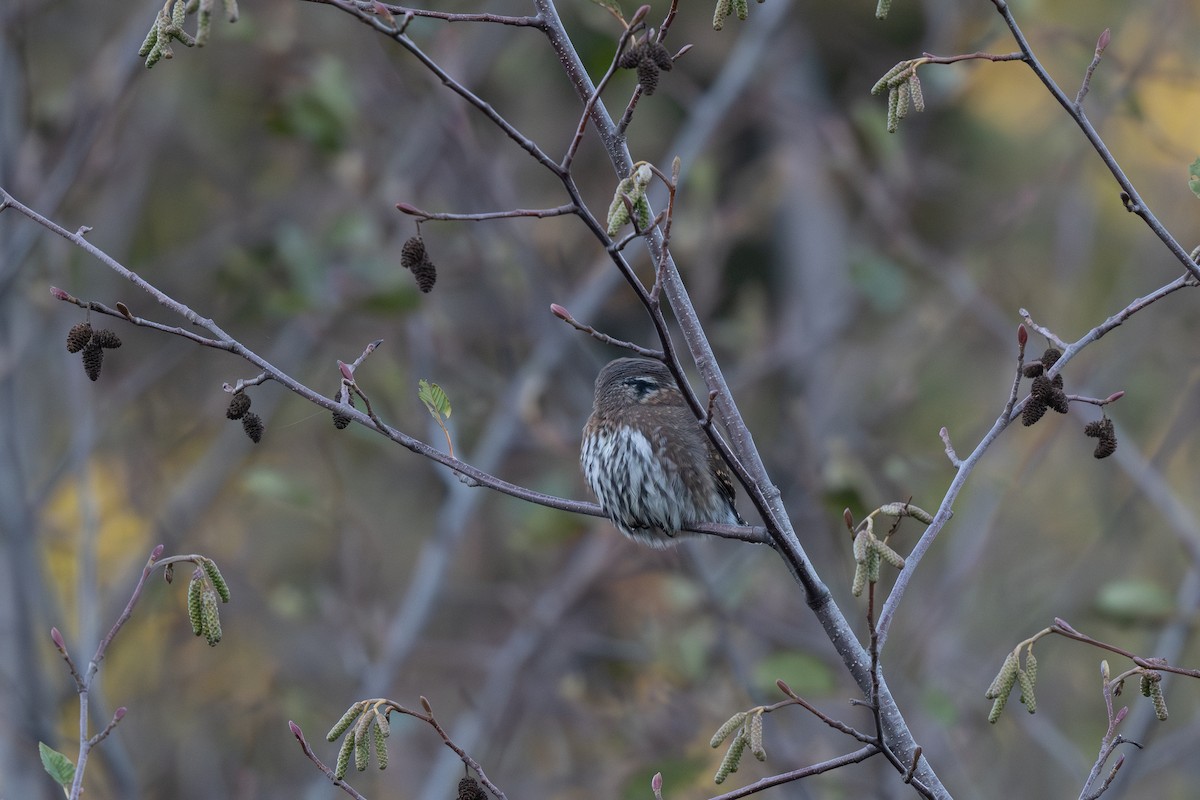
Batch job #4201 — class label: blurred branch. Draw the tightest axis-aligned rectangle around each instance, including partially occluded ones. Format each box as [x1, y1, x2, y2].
[14, 0, 1197, 794]
[6, 182, 770, 547]
[414, 535, 615, 794]
[311, 0, 562, 175]
[0, 191, 607, 519]
[22, 0, 940, 790]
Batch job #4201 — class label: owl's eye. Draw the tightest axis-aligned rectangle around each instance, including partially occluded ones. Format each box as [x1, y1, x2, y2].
[624, 377, 659, 397]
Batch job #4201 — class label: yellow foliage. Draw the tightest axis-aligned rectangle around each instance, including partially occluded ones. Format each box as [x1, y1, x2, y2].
[42, 459, 152, 638]
[1118, 54, 1200, 155]
[960, 38, 1055, 137]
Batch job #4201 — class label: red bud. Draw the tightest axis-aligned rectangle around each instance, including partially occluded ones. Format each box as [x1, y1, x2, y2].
[1017, 324, 1028, 347]
[51, 627, 66, 650]
[1096, 28, 1111, 54]
[338, 360, 355, 382]
[114, 707, 127, 720]
[550, 303, 570, 321]
[289, 720, 303, 738]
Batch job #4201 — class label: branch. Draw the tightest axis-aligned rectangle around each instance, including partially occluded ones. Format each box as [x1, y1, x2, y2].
[560, 5, 648, 171]
[312, 0, 563, 176]
[548, 303, 664, 359]
[1075, 28, 1111, 107]
[879, 270, 1197, 646]
[705, 745, 880, 800]
[396, 201, 578, 222]
[60, 545, 164, 800]
[288, 722, 369, 800]
[986, 0, 1200, 282]
[304, 0, 541, 28]
[1, 189, 237, 344]
[312, 697, 508, 799]
[1051, 618, 1200, 679]
[411, 697, 506, 799]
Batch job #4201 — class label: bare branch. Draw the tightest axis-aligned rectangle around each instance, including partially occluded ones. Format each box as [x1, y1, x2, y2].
[396, 201, 578, 222]
[1075, 28, 1112, 107]
[288, 722, 369, 800]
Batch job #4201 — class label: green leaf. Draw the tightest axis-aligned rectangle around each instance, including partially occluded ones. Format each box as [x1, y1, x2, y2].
[418, 379, 451, 421]
[39, 742, 75, 788]
[1188, 157, 1200, 198]
[1094, 579, 1173, 623]
[753, 651, 835, 696]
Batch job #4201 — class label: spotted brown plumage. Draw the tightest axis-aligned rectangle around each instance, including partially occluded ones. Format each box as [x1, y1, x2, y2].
[581, 358, 743, 547]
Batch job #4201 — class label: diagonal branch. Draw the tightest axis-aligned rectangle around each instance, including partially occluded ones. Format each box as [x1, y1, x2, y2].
[987, 0, 1200, 282]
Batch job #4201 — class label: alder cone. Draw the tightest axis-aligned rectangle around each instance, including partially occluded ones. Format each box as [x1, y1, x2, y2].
[400, 236, 425, 270]
[411, 259, 437, 293]
[66, 322, 93, 353]
[81, 344, 104, 381]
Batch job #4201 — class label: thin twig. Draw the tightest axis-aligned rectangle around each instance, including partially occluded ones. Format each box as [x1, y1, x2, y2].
[303, 0, 540, 28]
[395, 202, 577, 222]
[939, 427, 961, 469]
[614, 0, 683, 137]
[774, 681, 874, 744]
[986, 0, 1200, 282]
[222, 372, 271, 394]
[50, 288, 228, 349]
[561, 8, 647, 171]
[315, 0, 563, 176]
[1051, 618, 1200, 679]
[288, 722, 369, 800]
[412, 698, 507, 800]
[610, 208, 667, 252]
[64, 545, 164, 800]
[49, 628, 84, 691]
[1078, 659, 1142, 800]
[87, 707, 128, 748]
[879, 271, 1197, 646]
[1018, 309, 1069, 350]
[700, 389, 719, 430]
[548, 303, 665, 359]
[1075, 28, 1111, 108]
[704, 746, 879, 800]
[647, 160, 679, 303]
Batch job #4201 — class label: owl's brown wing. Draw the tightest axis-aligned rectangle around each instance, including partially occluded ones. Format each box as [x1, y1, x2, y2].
[707, 442, 746, 526]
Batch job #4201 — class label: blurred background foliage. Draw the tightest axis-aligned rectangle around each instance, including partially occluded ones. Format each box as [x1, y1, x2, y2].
[3, 0, 1200, 797]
